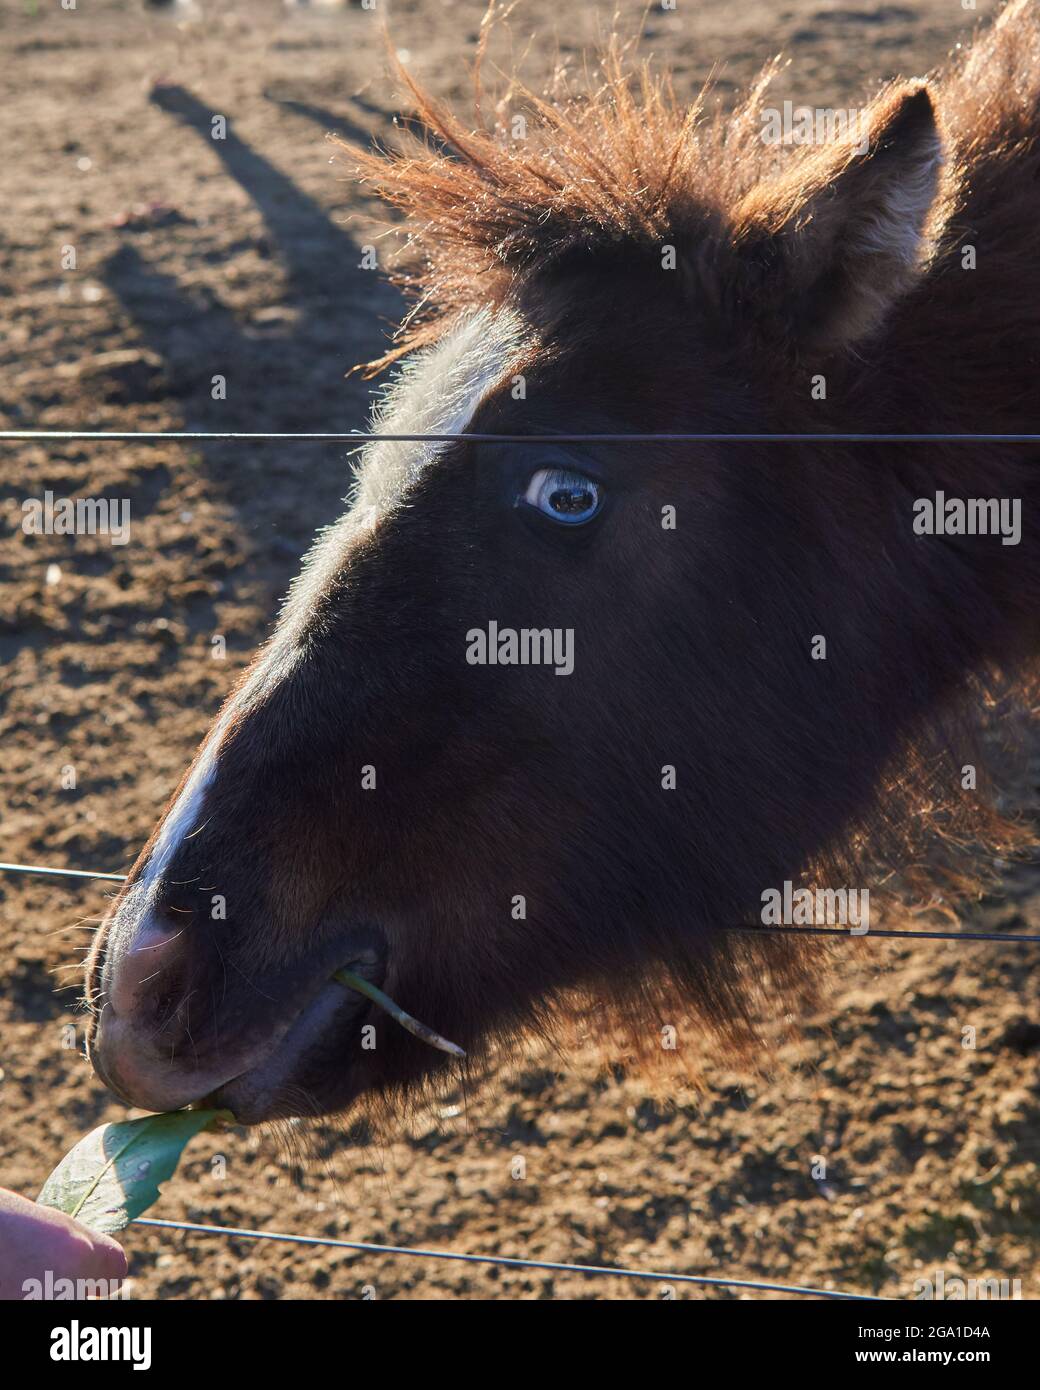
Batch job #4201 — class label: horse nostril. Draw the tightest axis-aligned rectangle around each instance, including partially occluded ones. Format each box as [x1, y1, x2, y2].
[105, 910, 189, 1018]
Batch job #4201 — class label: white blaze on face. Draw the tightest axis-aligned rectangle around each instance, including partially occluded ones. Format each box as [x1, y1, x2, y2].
[278, 308, 529, 637]
[99, 712, 230, 1026]
[132, 310, 526, 899]
[354, 306, 528, 512]
[136, 713, 231, 899]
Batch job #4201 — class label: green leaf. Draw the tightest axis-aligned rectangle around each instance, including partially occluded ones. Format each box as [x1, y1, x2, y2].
[37, 1109, 232, 1236]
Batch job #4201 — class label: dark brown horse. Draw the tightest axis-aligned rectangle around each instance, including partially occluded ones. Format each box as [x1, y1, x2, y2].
[86, 3, 1039, 1125]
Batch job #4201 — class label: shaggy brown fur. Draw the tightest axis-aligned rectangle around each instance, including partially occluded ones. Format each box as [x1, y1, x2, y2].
[339, 5, 1028, 363]
[338, 1, 1040, 915]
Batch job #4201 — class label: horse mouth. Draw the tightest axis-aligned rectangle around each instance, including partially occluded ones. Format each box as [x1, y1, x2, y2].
[89, 921, 387, 1124]
[201, 943, 386, 1125]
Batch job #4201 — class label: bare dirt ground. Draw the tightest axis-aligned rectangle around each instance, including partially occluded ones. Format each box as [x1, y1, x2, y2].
[1, 0, 1038, 1301]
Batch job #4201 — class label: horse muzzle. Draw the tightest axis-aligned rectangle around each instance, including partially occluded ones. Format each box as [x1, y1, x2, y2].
[87, 898, 387, 1121]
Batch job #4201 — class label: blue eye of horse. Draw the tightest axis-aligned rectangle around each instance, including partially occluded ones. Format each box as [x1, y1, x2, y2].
[523, 467, 602, 525]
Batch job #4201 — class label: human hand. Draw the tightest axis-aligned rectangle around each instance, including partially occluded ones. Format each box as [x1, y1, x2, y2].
[0, 1186, 127, 1300]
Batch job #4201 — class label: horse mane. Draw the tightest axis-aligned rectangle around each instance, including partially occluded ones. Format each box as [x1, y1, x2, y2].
[337, 1, 1040, 372]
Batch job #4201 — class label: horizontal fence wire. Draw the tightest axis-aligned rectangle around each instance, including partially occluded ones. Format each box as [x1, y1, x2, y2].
[0, 860, 128, 883]
[2, 861, 1038, 942]
[4, 430, 1040, 444]
[134, 1217, 883, 1300]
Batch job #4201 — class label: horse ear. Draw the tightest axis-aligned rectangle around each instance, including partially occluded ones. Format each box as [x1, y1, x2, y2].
[733, 83, 944, 351]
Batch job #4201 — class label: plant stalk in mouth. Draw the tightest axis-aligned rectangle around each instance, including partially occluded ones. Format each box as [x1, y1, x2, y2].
[332, 968, 466, 1058]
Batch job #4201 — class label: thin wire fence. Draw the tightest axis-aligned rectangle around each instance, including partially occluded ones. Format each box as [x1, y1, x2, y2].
[133, 1216, 884, 1299]
[3, 860, 1038, 942]
[5, 429, 1040, 443]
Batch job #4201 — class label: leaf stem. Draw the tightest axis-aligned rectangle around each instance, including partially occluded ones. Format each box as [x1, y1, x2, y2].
[333, 969, 466, 1059]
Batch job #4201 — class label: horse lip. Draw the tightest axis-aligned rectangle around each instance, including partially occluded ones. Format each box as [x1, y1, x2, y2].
[90, 971, 353, 1115]
[89, 920, 386, 1116]
[202, 946, 385, 1123]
